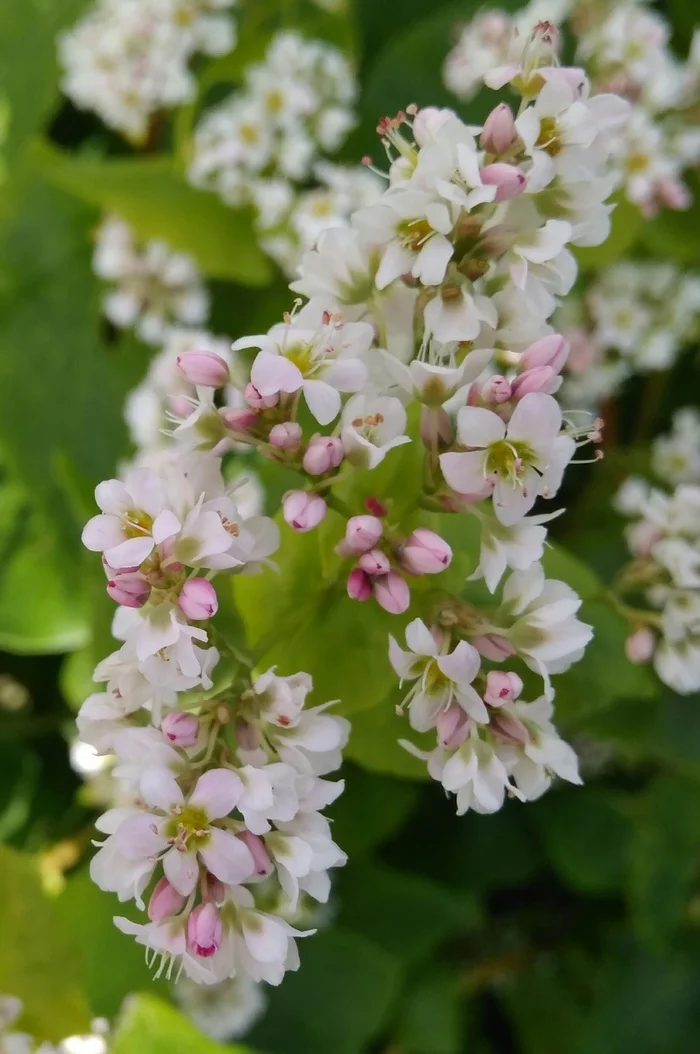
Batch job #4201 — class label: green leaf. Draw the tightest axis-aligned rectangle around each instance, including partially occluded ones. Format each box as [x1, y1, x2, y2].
[394, 970, 465, 1054]
[36, 141, 273, 286]
[641, 173, 700, 265]
[248, 929, 401, 1054]
[345, 690, 431, 779]
[531, 787, 632, 895]
[628, 776, 700, 949]
[503, 957, 587, 1054]
[329, 763, 419, 855]
[112, 993, 254, 1054]
[574, 195, 643, 270]
[0, 845, 91, 1042]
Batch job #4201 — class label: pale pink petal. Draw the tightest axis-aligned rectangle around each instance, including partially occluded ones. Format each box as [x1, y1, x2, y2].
[440, 450, 490, 494]
[114, 812, 167, 859]
[200, 827, 255, 884]
[152, 509, 182, 544]
[242, 913, 289, 963]
[506, 392, 562, 445]
[251, 350, 303, 396]
[412, 235, 454, 286]
[437, 640, 481, 686]
[189, 768, 243, 819]
[105, 535, 155, 570]
[493, 472, 538, 526]
[302, 380, 342, 425]
[404, 618, 439, 657]
[457, 406, 506, 448]
[95, 480, 130, 515]
[323, 357, 367, 393]
[82, 514, 123, 552]
[163, 846, 199, 896]
[140, 769, 184, 811]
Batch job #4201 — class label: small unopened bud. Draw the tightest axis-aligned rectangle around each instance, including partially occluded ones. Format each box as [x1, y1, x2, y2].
[401, 529, 452, 575]
[161, 711, 199, 747]
[480, 103, 518, 154]
[106, 574, 150, 608]
[481, 163, 527, 201]
[358, 549, 391, 576]
[347, 567, 372, 601]
[472, 633, 515, 660]
[510, 366, 556, 398]
[345, 515, 383, 554]
[187, 903, 223, 959]
[373, 571, 410, 614]
[481, 374, 512, 404]
[412, 106, 455, 146]
[283, 490, 327, 532]
[519, 334, 569, 373]
[202, 873, 226, 904]
[420, 406, 452, 446]
[303, 436, 344, 475]
[177, 351, 230, 388]
[148, 877, 186, 921]
[245, 383, 278, 409]
[220, 406, 258, 433]
[237, 830, 273, 877]
[484, 671, 523, 706]
[269, 422, 302, 449]
[490, 710, 530, 745]
[178, 578, 218, 620]
[236, 718, 260, 751]
[625, 627, 656, 664]
[436, 704, 471, 749]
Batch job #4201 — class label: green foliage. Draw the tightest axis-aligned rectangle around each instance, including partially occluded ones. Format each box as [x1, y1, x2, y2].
[329, 764, 420, 855]
[393, 970, 466, 1054]
[575, 195, 644, 271]
[112, 994, 254, 1054]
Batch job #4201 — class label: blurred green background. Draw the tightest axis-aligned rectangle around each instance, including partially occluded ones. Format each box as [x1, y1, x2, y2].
[1, 1, 700, 1052]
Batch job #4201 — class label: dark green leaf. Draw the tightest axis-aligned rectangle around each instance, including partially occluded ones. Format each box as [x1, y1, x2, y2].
[394, 970, 465, 1054]
[329, 763, 419, 855]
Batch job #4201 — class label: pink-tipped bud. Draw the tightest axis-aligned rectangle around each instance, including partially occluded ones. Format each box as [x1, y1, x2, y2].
[220, 405, 258, 433]
[519, 334, 569, 373]
[358, 549, 391, 576]
[420, 406, 452, 446]
[480, 103, 518, 154]
[347, 567, 372, 601]
[625, 627, 656, 664]
[177, 351, 230, 388]
[245, 383, 279, 409]
[481, 163, 527, 201]
[178, 578, 218, 620]
[237, 830, 273, 877]
[436, 705, 471, 749]
[401, 529, 452, 575]
[484, 671, 523, 706]
[161, 711, 199, 747]
[269, 422, 302, 449]
[283, 490, 327, 532]
[345, 515, 383, 554]
[187, 903, 223, 959]
[472, 633, 515, 660]
[510, 366, 556, 398]
[303, 436, 344, 475]
[491, 710, 529, 745]
[106, 574, 150, 608]
[373, 571, 410, 614]
[148, 877, 186, 922]
[480, 375, 512, 404]
[236, 718, 260, 752]
[412, 106, 455, 146]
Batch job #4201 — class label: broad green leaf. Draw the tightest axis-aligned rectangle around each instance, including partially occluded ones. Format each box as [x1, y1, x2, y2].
[345, 690, 431, 778]
[641, 173, 700, 264]
[502, 957, 587, 1054]
[628, 776, 700, 948]
[329, 763, 419, 855]
[35, 141, 272, 286]
[112, 993, 254, 1054]
[394, 970, 465, 1054]
[248, 929, 401, 1054]
[0, 846, 91, 1042]
[336, 860, 482, 963]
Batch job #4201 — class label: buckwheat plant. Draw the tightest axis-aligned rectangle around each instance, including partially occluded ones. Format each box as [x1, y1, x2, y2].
[80, 24, 630, 983]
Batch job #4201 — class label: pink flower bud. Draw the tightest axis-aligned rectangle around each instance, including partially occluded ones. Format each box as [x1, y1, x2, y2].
[283, 490, 327, 532]
[358, 549, 391, 576]
[236, 718, 260, 751]
[480, 103, 518, 154]
[510, 366, 556, 398]
[161, 711, 199, 747]
[169, 394, 193, 420]
[148, 877, 186, 922]
[106, 574, 150, 608]
[178, 578, 218, 620]
[481, 375, 512, 404]
[491, 710, 529, 745]
[237, 830, 273, 877]
[347, 567, 372, 601]
[177, 351, 230, 388]
[472, 633, 515, 660]
[484, 671, 523, 706]
[412, 106, 455, 146]
[302, 436, 344, 475]
[401, 529, 452, 575]
[245, 383, 278, 409]
[420, 406, 452, 446]
[481, 163, 527, 201]
[269, 422, 302, 449]
[220, 406, 258, 433]
[373, 571, 410, 614]
[344, 515, 383, 554]
[519, 334, 569, 373]
[436, 705, 471, 749]
[202, 873, 227, 904]
[656, 177, 691, 211]
[625, 627, 656, 664]
[187, 903, 223, 959]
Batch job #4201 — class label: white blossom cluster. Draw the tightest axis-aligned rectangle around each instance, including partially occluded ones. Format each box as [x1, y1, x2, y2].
[615, 443, 700, 694]
[189, 30, 381, 275]
[559, 261, 700, 407]
[58, 0, 237, 142]
[93, 217, 210, 346]
[443, 0, 700, 216]
[0, 996, 107, 1054]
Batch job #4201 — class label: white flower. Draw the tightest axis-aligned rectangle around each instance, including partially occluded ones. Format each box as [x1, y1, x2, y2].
[498, 695, 581, 799]
[81, 468, 171, 569]
[439, 735, 516, 815]
[341, 390, 411, 469]
[471, 510, 559, 592]
[380, 344, 492, 403]
[654, 639, 700, 695]
[266, 810, 346, 910]
[175, 975, 266, 1041]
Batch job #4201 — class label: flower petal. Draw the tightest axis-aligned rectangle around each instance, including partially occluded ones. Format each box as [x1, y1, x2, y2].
[163, 846, 199, 896]
[200, 827, 255, 884]
[189, 767, 243, 819]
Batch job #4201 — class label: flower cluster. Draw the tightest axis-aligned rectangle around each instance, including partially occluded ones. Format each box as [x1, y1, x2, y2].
[443, 0, 700, 215]
[58, 0, 237, 142]
[93, 216, 210, 345]
[189, 30, 380, 275]
[558, 260, 700, 407]
[0, 996, 107, 1054]
[615, 412, 700, 695]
